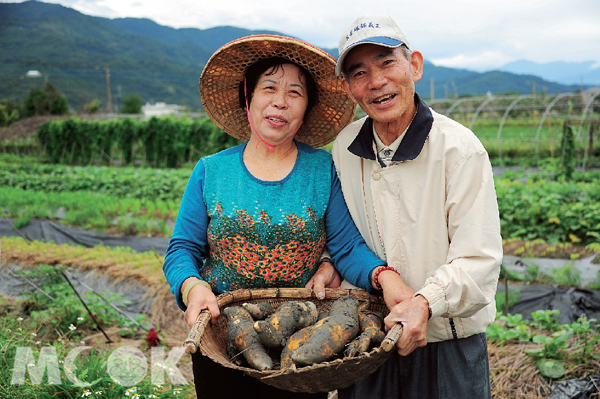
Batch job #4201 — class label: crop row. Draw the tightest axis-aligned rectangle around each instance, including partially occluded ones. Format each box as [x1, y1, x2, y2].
[35, 116, 240, 168]
[0, 163, 190, 202]
[496, 174, 600, 246]
[1, 160, 600, 246]
[3, 115, 599, 169]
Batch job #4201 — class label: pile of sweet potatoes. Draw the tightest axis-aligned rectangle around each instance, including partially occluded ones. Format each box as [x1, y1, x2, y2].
[223, 295, 386, 371]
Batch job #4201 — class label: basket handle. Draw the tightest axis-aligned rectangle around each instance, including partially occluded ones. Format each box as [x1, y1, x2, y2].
[381, 323, 403, 352]
[183, 309, 211, 354]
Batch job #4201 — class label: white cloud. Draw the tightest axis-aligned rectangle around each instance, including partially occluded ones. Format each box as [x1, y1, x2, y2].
[3, 0, 600, 70]
[430, 52, 513, 72]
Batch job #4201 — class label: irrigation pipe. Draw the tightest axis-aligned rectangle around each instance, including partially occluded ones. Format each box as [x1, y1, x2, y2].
[4, 221, 150, 332]
[5, 218, 31, 244]
[61, 269, 112, 343]
[5, 268, 56, 301]
[62, 269, 149, 332]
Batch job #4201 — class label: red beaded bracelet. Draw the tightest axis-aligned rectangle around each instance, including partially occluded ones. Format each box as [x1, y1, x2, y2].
[373, 266, 399, 291]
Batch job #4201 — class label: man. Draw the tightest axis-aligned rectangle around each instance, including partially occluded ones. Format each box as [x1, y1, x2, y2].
[332, 15, 503, 398]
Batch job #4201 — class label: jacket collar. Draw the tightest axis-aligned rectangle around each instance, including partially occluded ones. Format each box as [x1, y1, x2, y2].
[347, 93, 433, 162]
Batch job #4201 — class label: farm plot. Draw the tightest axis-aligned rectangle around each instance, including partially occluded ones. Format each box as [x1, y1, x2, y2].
[1, 137, 600, 397]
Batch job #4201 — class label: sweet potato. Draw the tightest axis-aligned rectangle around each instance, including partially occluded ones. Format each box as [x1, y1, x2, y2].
[290, 295, 360, 366]
[344, 311, 385, 357]
[254, 301, 318, 348]
[241, 302, 274, 320]
[280, 322, 319, 369]
[223, 306, 273, 371]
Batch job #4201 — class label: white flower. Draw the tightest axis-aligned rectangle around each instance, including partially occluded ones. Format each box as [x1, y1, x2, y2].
[77, 316, 84, 321]
[81, 390, 91, 397]
[17, 317, 23, 321]
[95, 391, 103, 395]
[69, 324, 77, 331]
[27, 363, 35, 367]
[31, 332, 37, 337]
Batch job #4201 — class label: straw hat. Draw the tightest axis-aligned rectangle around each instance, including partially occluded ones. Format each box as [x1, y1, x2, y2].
[199, 35, 356, 148]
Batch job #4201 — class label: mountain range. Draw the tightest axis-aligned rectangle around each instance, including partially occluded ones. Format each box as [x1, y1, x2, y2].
[0, 0, 592, 112]
[498, 60, 600, 87]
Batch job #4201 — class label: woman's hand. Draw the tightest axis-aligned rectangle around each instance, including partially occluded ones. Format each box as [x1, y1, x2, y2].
[182, 278, 220, 328]
[305, 261, 341, 299]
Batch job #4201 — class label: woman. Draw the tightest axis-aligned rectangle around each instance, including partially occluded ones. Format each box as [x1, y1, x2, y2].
[163, 35, 387, 398]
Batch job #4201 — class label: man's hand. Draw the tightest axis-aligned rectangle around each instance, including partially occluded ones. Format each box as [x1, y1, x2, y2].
[305, 261, 341, 299]
[182, 278, 220, 328]
[384, 294, 429, 356]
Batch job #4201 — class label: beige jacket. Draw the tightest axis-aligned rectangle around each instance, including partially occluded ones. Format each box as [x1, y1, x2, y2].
[332, 95, 503, 342]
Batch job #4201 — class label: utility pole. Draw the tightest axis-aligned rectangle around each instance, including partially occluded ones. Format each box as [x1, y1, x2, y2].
[532, 81, 537, 120]
[104, 65, 113, 113]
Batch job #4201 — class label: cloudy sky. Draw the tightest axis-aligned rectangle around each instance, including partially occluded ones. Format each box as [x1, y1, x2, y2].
[5, 0, 600, 71]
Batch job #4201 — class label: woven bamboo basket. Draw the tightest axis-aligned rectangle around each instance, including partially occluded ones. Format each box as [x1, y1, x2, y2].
[183, 288, 402, 393]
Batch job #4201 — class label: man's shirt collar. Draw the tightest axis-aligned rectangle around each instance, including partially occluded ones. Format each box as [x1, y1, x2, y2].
[347, 93, 433, 162]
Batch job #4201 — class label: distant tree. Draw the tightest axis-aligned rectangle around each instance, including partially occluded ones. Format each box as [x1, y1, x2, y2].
[84, 99, 101, 114]
[0, 100, 20, 126]
[121, 93, 142, 114]
[23, 82, 69, 117]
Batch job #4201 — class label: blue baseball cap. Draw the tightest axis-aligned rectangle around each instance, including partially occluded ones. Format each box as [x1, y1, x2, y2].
[335, 15, 410, 76]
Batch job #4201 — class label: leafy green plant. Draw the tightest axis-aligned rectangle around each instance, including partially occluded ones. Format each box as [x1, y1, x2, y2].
[15, 264, 139, 337]
[488, 308, 590, 378]
[35, 116, 240, 168]
[536, 359, 566, 379]
[495, 289, 522, 314]
[567, 317, 600, 362]
[524, 264, 541, 282]
[12, 209, 32, 229]
[527, 330, 572, 360]
[531, 310, 562, 332]
[589, 271, 600, 290]
[496, 176, 600, 246]
[548, 263, 581, 286]
[0, 309, 194, 398]
[120, 93, 142, 114]
[498, 313, 527, 328]
[559, 121, 575, 181]
[23, 81, 69, 117]
[0, 102, 19, 127]
[486, 313, 533, 343]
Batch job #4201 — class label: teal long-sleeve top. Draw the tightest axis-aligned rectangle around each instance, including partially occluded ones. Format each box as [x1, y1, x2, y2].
[163, 142, 384, 310]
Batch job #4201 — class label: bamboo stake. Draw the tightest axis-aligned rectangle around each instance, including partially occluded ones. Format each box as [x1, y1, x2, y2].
[62, 269, 148, 332]
[61, 269, 111, 343]
[7, 269, 55, 301]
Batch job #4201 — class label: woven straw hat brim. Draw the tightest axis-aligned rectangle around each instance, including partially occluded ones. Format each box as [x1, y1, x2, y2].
[200, 35, 356, 148]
